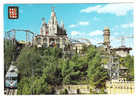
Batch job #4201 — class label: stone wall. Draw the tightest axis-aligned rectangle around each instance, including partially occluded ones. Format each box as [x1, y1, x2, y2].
[56, 85, 93, 94]
[55, 79, 134, 94]
[106, 79, 134, 94]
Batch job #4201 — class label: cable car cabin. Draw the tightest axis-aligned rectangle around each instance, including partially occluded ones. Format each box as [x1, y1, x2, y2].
[5, 65, 18, 89]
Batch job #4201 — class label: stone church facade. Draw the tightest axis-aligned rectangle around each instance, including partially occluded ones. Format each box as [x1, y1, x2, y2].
[33, 8, 69, 50]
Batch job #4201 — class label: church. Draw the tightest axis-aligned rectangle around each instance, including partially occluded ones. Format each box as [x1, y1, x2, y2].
[33, 7, 69, 50]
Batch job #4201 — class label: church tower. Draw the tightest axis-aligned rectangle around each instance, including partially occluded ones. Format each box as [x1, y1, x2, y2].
[60, 19, 64, 29]
[40, 18, 48, 36]
[103, 27, 110, 47]
[103, 27, 110, 53]
[34, 7, 68, 49]
[48, 7, 58, 35]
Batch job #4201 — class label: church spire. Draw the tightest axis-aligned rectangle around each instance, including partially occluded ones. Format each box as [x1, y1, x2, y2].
[60, 18, 64, 29]
[50, 6, 58, 25]
[51, 7, 56, 17]
[42, 17, 46, 24]
[52, 7, 55, 12]
[40, 17, 48, 36]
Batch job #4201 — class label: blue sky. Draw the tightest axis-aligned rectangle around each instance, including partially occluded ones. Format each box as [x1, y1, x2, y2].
[4, 3, 134, 54]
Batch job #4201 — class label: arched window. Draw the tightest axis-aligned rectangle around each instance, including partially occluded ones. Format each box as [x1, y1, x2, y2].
[49, 38, 55, 47]
[37, 37, 41, 45]
[43, 38, 47, 43]
[43, 38, 47, 47]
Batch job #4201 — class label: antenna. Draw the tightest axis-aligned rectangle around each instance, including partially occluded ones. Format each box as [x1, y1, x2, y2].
[110, 35, 133, 47]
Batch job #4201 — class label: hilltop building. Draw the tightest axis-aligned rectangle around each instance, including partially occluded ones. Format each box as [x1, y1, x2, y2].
[103, 27, 132, 57]
[103, 27, 110, 47]
[33, 7, 69, 50]
[32, 7, 91, 55]
[112, 46, 132, 57]
[103, 27, 111, 53]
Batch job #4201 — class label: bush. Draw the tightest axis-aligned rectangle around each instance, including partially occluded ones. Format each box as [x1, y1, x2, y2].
[60, 88, 68, 94]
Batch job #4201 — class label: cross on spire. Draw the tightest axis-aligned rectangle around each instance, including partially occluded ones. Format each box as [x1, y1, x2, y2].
[51, 6, 55, 12]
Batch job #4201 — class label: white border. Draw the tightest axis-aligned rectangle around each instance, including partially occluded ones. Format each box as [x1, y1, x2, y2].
[0, 0, 137, 100]
[0, 0, 136, 4]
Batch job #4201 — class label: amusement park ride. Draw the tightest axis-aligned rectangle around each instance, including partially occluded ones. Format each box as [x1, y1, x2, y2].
[5, 29, 36, 45]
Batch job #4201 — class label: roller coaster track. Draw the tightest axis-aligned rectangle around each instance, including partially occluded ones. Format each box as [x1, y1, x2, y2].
[4, 88, 17, 95]
[69, 38, 91, 45]
[5, 29, 36, 43]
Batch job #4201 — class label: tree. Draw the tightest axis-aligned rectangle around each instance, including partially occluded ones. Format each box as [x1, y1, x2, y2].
[45, 47, 63, 58]
[86, 45, 97, 62]
[124, 55, 134, 81]
[60, 56, 88, 85]
[17, 77, 32, 95]
[17, 76, 55, 95]
[60, 88, 68, 94]
[16, 47, 43, 77]
[4, 39, 16, 75]
[42, 56, 63, 86]
[16, 44, 110, 94]
[119, 55, 134, 81]
[87, 52, 108, 90]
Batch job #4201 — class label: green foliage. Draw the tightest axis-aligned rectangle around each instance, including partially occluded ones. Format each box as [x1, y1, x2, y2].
[119, 55, 134, 81]
[61, 54, 88, 85]
[42, 47, 63, 58]
[16, 45, 110, 94]
[60, 59, 73, 85]
[16, 47, 43, 77]
[60, 88, 68, 94]
[87, 51, 108, 89]
[125, 55, 134, 77]
[4, 39, 16, 74]
[86, 45, 97, 61]
[17, 76, 55, 95]
[43, 61, 62, 85]
[12, 44, 134, 94]
[17, 77, 32, 95]
[16, 47, 63, 94]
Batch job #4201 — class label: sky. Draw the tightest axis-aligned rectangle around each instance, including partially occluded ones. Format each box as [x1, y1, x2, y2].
[4, 3, 134, 54]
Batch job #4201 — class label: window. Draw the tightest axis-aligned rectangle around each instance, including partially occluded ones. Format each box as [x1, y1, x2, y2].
[43, 38, 47, 43]
[12, 77, 17, 80]
[37, 38, 41, 44]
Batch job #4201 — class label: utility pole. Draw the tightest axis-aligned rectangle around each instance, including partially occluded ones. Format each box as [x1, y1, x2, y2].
[109, 55, 120, 80]
[101, 45, 120, 80]
[101, 27, 120, 80]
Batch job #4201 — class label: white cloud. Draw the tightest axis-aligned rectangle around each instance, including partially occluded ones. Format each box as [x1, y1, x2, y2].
[81, 5, 101, 13]
[70, 31, 80, 36]
[89, 30, 103, 37]
[69, 21, 89, 28]
[69, 24, 77, 28]
[80, 4, 133, 16]
[89, 38, 103, 45]
[121, 23, 133, 28]
[79, 21, 89, 26]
